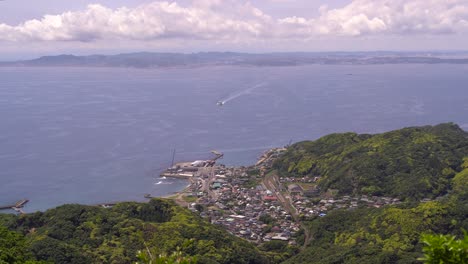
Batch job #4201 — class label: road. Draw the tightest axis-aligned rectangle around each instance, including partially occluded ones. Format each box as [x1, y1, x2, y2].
[262, 171, 312, 248]
[263, 173, 298, 219]
[199, 166, 218, 200]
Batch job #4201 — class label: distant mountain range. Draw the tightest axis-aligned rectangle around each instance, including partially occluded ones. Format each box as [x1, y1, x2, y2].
[2, 52, 468, 68]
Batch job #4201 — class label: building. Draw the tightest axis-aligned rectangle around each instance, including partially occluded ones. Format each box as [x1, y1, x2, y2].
[288, 184, 303, 195]
[212, 182, 222, 189]
[303, 186, 320, 197]
[191, 160, 206, 167]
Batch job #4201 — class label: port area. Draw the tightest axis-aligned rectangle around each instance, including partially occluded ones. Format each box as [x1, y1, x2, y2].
[160, 150, 224, 179]
[159, 147, 305, 245]
[0, 199, 29, 214]
[166, 147, 402, 246]
[160, 162, 200, 178]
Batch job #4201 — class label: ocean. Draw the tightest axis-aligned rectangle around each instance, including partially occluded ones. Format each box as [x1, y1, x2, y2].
[1, 64, 468, 212]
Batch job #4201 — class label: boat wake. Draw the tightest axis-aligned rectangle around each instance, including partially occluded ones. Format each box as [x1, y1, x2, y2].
[155, 180, 174, 185]
[219, 82, 267, 105]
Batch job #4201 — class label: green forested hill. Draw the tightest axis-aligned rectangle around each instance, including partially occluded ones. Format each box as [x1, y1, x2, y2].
[275, 123, 468, 263]
[284, 164, 468, 264]
[284, 201, 467, 264]
[274, 123, 468, 200]
[0, 199, 269, 264]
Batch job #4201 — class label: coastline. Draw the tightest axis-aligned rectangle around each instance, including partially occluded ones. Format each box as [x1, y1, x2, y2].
[0, 148, 272, 214]
[160, 182, 192, 199]
[160, 147, 284, 207]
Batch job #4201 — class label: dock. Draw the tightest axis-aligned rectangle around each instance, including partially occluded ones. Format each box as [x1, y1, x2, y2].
[255, 148, 287, 167]
[0, 199, 29, 214]
[160, 171, 195, 178]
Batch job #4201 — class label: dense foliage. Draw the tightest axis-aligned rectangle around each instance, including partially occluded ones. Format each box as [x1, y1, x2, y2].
[275, 123, 468, 263]
[283, 153, 468, 264]
[284, 198, 467, 263]
[0, 225, 46, 264]
[420, 232, 468, 264]
[274, 123, 468, 200]
[136, 248, 198, 264]
[0, 199, 269, 264]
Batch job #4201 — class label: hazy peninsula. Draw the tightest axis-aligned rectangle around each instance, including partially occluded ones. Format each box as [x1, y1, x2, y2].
[3, 51, 468, 69]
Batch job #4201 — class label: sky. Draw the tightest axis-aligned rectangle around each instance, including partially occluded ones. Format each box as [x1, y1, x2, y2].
[1, 0, 468, 59]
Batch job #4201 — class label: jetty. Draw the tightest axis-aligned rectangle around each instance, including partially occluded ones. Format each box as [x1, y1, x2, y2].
[255, 148, 287, 167]
[0, 199, 29, 214]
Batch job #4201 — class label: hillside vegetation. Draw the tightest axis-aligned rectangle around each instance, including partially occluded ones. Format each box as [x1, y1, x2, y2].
[276, 123, 468, 263]
[274, 123, 468, 200]
[0, 199, 269, 264]
[284, 164, 468, 263]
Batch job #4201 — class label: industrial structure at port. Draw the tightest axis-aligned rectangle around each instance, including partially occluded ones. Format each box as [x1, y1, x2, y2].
[160, 150, 224, 178]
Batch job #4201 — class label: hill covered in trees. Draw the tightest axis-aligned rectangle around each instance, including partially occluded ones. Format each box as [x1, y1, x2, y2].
[273, 123, 468, 263]
[0, 199, 270, 264]
[284, 162, 468, 263]
[286, 203, 467, 264]
[273, 123, 468, 200]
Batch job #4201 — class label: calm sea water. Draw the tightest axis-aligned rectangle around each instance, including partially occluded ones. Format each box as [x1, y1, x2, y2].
[1, 64, 468, 212]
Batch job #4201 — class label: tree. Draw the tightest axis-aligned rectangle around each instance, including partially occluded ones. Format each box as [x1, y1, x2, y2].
[136, 247, 197, 264]
[0, 225, 46, 264]
[419, 232, 468, 264]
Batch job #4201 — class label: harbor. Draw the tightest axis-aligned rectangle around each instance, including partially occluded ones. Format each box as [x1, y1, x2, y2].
[162, 146, 304, 245]
[160, 150, 224, 178]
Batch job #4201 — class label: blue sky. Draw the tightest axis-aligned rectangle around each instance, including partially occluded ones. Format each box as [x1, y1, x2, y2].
[1, 0, 467, 59]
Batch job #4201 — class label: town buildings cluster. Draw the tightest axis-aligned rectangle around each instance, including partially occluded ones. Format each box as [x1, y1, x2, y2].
[278, 177, 402, 219]
[171, 147, 403, 246]
[187, 166, 300, 245]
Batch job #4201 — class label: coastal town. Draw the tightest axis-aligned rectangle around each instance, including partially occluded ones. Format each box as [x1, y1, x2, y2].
[160, 148, 403, 245]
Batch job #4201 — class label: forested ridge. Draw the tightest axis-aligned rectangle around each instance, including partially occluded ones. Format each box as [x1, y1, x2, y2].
[285, 194, 467, 263]
[276, 123, 468, 263]
[274, 123, 468, 200]
[0, 199, 270, 264]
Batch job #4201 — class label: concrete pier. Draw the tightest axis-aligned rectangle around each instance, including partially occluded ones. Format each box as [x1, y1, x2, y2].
[0, 199, 29, 214]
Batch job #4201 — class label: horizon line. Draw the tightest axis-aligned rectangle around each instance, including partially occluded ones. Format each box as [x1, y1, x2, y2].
[3, 49, 468, 62]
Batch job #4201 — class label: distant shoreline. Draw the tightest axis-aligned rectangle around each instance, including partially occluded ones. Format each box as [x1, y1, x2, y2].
[3, 51, 468, 69]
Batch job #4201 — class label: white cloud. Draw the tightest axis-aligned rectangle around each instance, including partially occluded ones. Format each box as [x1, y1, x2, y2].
[0, 0, 467, 43]
[312, 0, 468, 36]
[0, 2, 269, 42]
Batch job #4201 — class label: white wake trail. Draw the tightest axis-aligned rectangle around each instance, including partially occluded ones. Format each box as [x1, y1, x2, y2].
[221, 82, 267, 104]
